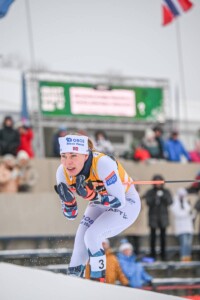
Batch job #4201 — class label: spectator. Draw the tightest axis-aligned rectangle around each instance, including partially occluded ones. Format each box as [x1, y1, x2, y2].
[187, 171, 200, 194]
[52, 125, 68, 157]
[16, 150, 38, 192]
[133, 144, 151, 162]
[164, 130, 190, 162]
[189, 140, 200, 163]
[170, 188, 194, 262]
[0, 116, 20, 156]
[94, 130, 114, 156]
[16, 120, 34, 158]
[0, 154, 19, 193]
[85, 239, 129, 286]
[141, 129, 160, 159]
[153, 125, 165, 159]
[117, 242, 153, 288]
[142, 174, 173, 261]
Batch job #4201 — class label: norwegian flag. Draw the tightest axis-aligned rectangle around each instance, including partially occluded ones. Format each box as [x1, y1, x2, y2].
[162, 0, 193, 26]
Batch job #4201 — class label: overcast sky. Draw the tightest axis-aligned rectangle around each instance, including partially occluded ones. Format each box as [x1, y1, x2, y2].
[0, 0, 200, 118]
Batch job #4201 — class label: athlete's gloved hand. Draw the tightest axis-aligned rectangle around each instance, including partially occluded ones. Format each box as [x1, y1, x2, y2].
[54, 182, 78, 220]
[93, 195, 121, 208]
[62, 203, 78, 220]
[76, 175, 98, 201]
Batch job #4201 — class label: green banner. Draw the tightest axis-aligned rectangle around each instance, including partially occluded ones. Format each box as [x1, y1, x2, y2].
[39, 81, 164, 121]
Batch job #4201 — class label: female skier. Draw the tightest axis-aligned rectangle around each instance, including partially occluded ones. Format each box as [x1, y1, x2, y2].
[55, 133, 141, 282]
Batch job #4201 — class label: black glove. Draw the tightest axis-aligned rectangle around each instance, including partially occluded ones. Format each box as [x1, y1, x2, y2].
[93, 195, 121, 208]
[76, 175, 98, 201]
[55, 182, 78, 219]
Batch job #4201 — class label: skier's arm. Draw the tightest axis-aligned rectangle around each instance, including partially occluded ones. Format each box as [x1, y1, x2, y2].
[76, 156, 125, 208]
[56, 165, 78, 220]
[96, 155, 126, 208]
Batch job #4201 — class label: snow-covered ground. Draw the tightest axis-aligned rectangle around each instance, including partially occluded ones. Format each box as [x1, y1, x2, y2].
[0, 263, 184, 300]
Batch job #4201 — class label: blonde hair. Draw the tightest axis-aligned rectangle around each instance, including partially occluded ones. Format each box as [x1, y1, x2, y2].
[67, 132, 95, 151]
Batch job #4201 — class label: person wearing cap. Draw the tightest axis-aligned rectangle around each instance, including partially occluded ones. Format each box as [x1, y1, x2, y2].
[55, 133, 141, 282]
[170, 188, 195, 262]
[85, 238, 129, 286]
[142, 174, 173, 261]
[117, 242, 153, 288]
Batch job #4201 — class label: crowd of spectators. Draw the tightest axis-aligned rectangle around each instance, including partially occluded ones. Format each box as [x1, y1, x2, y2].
[50, 124, 200, 164]
[1, 116, 200, 165]
[142, 173, 200, 263]
[121, 125, 200, 163]
[0, 116, 37, 193]
[0, 150, 37, 193]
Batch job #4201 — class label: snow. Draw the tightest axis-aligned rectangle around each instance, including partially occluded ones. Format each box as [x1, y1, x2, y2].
[0, 263, 184, 300]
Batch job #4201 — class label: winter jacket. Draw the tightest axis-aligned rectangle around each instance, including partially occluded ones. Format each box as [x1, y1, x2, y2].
[95, 139, 114, 156]
[17, 163, 38, 192]
[17, 128, 34, 158]
[0, 127, 20, 156]
[144, 187, 173, 228]
[164, 138, 190, 162]
[189, 150, 200, 162]
[85, 249, 129, 285]
[170, 197, 194, 236]
[117, 253, 152, 288]
[0, 163, 19, 193]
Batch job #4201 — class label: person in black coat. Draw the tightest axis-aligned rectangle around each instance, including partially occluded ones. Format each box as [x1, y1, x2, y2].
[143, 174, 173, 261]
[0, 116, 20, 156]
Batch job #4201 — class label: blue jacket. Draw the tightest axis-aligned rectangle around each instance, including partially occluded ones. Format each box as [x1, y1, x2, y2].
[117, 253, 152, 288]
[164, 138, 190, 162]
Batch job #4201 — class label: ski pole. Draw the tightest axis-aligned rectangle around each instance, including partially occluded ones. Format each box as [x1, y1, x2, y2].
[125, 179, 200, 185]
[91, 179, 200, 186]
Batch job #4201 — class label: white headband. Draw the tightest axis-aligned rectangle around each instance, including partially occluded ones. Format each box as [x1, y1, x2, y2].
[59, 135, 89, 155]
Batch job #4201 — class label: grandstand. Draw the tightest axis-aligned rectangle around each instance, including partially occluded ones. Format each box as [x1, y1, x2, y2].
[1, 70, 200, 157]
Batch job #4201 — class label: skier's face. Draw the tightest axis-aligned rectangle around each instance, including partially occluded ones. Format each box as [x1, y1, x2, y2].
[61, 152, 89, 177]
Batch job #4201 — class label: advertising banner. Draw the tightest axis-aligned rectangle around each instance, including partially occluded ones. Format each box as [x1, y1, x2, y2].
[39, 81, 163, 120]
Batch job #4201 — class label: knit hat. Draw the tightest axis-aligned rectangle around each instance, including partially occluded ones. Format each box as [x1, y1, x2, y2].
[119, 242, 133, 253]
[17, 150, 29, 161]
[102, 239, 110, 247]
[59, 135, 89, 155]
[177, 188, 188, 197]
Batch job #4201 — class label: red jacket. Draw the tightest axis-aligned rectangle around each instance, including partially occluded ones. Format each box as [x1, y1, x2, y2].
[17, 128, 34, 158]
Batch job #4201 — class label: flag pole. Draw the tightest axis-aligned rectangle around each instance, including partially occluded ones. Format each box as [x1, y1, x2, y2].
[175, 19, 187, 121]
[24, 0, 45, 157]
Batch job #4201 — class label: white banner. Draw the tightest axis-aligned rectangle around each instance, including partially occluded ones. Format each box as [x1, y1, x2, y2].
[70, 87, 136, 117]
